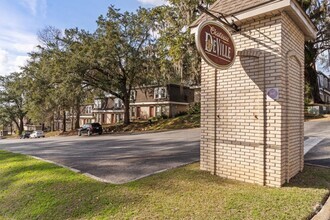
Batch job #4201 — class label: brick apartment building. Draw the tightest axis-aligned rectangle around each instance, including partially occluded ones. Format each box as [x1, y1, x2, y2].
[79, 84, 197, 125]
[318, 72, 330, 104]
[130, 84, 195, 120]
[79, 93, 124, 125]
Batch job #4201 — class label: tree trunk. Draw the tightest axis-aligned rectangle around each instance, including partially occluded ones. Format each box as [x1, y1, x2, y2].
[62, 110, 66, 132]
[71, 111, 74, 131]
[75, 103, 81, 129]
[306, 66, 323, 104]
[56, 111, 60, 131]
[19, 117, 24, 135]
[12, 119, 20, 135]
[304, 42, 323, 104]
[123, 98, 130, 125]
[51, 115, 54, 132]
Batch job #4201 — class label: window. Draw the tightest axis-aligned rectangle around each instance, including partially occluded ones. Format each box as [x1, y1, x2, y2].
[154, 87, 167, 99]
[131, 107, 136, 117]
[156, 106, 162, 116]
[94, 99, 102, 109]
[324, 77, 328, 89]
[114, 98, 123, 108]
[319, 75, 324, 88]
[130, 90, 137, 101]
[85, 106, 92, 114]
[116, 114, 123, 122]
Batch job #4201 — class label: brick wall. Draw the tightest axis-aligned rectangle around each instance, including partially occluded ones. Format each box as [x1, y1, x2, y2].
[200, 12, 305, 187]
[281, 12, 305, 182]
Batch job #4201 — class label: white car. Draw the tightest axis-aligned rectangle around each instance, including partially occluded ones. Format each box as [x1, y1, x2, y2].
[30, 130, 45, 138]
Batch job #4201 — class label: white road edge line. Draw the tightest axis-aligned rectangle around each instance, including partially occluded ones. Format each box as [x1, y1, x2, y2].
[304, 137, 324, 155]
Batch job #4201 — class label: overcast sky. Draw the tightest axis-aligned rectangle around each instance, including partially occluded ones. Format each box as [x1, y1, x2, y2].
[0, 0, 166, 76]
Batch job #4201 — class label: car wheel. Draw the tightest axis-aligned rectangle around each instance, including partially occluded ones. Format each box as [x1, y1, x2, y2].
[99, 132, 102, 135]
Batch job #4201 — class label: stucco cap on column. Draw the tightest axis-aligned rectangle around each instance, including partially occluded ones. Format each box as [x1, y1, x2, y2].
[190, 0, 317, 40]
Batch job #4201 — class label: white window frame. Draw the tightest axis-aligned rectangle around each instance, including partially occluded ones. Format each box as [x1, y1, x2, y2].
[154, 87, 167, 99]
[85, 105, 92, 114]
[114, 98, 123, 108]
[94, 99, 102, 109]
[156, 106, 162, 116]
[131, 107, 136, 117]
[130, 90, 137, 101]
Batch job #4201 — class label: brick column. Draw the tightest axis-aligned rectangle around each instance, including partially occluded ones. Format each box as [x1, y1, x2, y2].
[200, 12, 305, 187]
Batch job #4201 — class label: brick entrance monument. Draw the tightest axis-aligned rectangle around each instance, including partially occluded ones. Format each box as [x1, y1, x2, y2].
[191, 0, 317, 187]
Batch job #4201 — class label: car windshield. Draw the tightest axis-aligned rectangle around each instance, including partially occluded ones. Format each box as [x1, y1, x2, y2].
[92, 123, 101, 127]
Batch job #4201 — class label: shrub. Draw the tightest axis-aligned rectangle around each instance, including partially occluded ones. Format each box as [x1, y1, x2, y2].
[156, 114, 169, 120]
[175, 111, 188, 117]
[188, 103, 201, 115]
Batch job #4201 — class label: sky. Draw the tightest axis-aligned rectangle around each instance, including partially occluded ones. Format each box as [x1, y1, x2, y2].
[0, 0, 166, 76]
[0, 0, 328, 76]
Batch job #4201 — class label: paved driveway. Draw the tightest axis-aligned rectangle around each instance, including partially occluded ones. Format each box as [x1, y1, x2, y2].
[0, 129, 200, 184]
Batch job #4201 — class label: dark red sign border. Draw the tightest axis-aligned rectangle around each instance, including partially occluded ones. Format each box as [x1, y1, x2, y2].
[195, 21, 236, 70]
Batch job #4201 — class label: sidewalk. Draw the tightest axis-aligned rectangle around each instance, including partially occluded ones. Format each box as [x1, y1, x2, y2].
[304, 137, 330, 220]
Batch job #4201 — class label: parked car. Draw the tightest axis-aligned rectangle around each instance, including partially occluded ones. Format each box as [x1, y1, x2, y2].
[20, 130, 32, 139]
[78, 123, 103, 136]
[30, 130, 45, 138]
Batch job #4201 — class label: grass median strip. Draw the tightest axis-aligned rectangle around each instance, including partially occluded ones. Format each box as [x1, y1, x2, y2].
[0, 150, 329, 219]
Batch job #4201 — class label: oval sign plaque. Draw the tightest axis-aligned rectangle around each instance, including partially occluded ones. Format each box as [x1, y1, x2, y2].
[195, 21, 236, 70]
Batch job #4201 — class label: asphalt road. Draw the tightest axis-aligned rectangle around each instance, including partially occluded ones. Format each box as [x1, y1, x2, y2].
[1, 121, 329, 183]
[0, 129, 200, 184]
[305, 121, 330, 167]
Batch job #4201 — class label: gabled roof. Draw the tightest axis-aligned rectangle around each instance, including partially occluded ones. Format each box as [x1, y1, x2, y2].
[191, 0, 274, 27]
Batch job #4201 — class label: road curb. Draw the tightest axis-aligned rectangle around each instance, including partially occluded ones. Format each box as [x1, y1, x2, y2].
[104, 127, 200, 136]
[312, 195, 330, 220]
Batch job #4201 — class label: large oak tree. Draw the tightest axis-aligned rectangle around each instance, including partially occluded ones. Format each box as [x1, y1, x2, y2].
[298, 0, 330, 103]
[67, 6, 157, 125]
[0, 73, 28, 135]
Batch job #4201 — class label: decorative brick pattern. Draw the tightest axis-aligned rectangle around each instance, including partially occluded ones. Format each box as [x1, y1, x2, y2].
[200, 12, 305, 187]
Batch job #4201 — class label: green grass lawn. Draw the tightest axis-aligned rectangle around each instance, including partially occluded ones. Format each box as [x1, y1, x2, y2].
[0, 150, 329, 219]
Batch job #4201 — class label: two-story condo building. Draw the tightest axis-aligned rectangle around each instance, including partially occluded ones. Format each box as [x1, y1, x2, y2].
[130, 84, 195, 120]
[79, 84, 197, 125]
[318, 72, 330, 103]
[92, 93, 125, 124]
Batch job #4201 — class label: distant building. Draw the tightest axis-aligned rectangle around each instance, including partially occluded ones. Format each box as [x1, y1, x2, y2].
[317, 72, 330, 104]
[130, 84, 195, 120]
[79, 104, 95, 125]
[309, 72, 330, 114]
[92, 93, 124, 125]
[78, 84, 198, 126]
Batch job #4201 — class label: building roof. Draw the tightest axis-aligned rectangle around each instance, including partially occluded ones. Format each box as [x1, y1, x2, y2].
[191, 0, 274, 27]
[190, 0, 317, 40]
